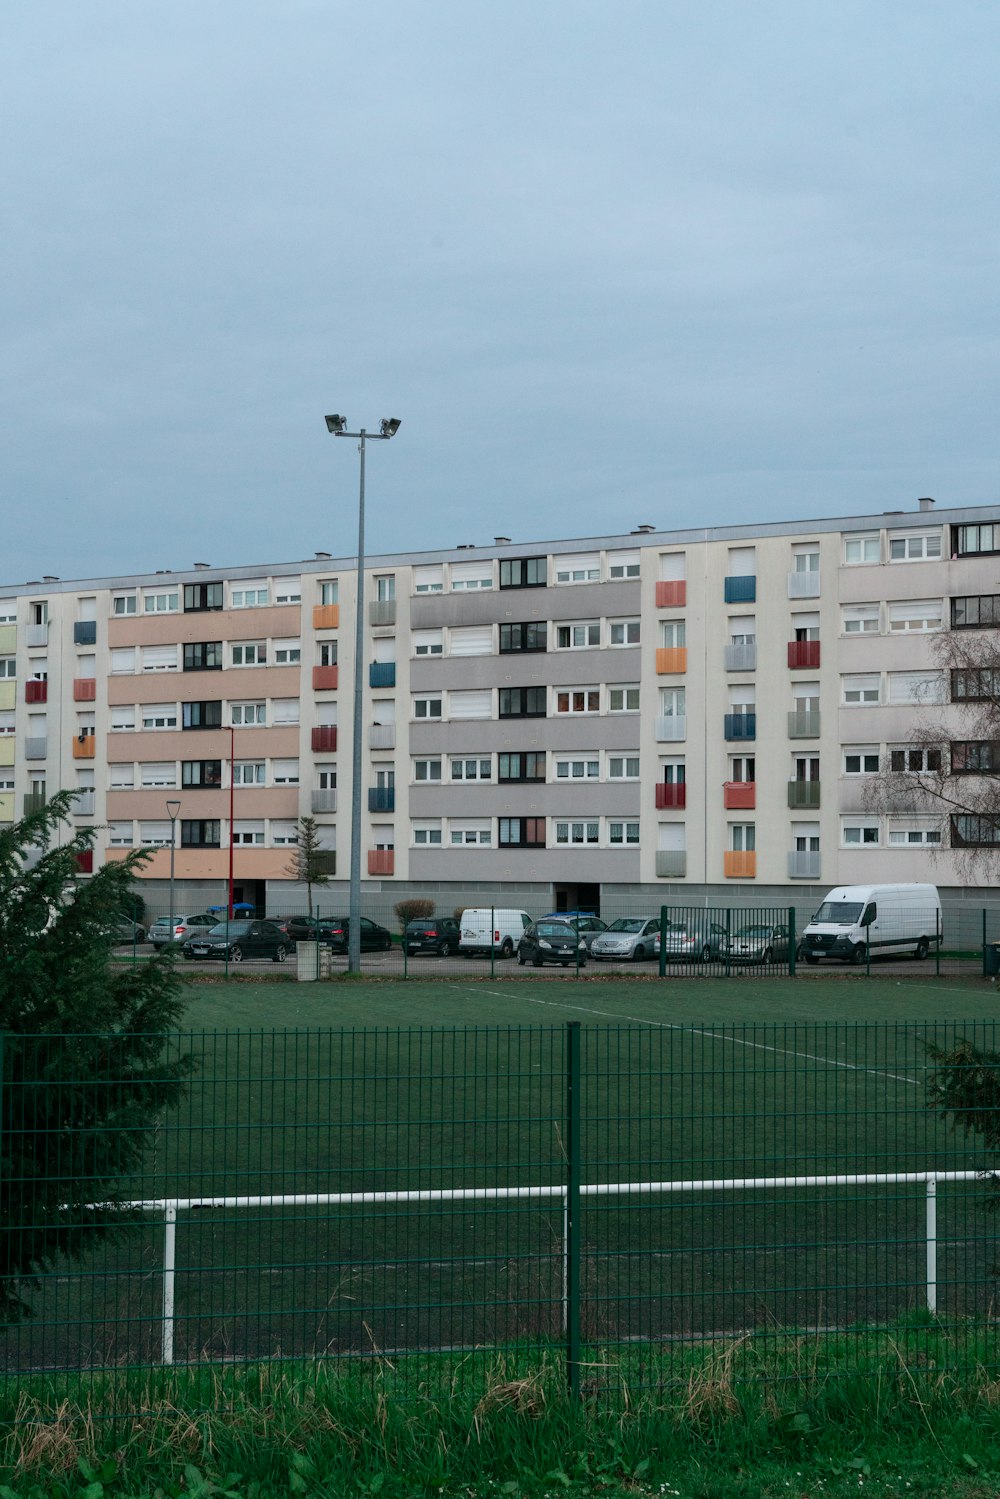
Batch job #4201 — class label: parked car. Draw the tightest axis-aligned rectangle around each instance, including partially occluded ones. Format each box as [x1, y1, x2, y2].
[656, 921, 728, 963]
[182, 919, 292, 963]
[517, 919, 588, 968]
[111, 916, 147, 945]
[149, 912, 217, 949]
[404, 917, 461, 956]
[539, 912, 608, 951]
[724, 922, 790, 964]
[591, 917, 661, 962]
[459, 908, 532, 958]
[286, 915, 393, 953]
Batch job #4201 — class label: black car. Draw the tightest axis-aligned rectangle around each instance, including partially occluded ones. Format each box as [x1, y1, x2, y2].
[517, 919, 587, 968]
[182, 919, 292, 963]
[404, 916, 461, 956]
[285, 915, 393, 954]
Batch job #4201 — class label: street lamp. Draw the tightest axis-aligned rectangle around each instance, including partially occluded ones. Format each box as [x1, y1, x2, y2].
[166, 799, 181, 947]
[324, 413, 402, 974]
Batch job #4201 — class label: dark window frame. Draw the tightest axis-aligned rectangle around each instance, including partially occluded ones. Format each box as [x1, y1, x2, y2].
[950, 740, 1000, 774]
[951, 668, 1000, 702]
[951, 594, 1000, 629]
[183, 641, 224, 671]
[499, 556, 547, 590]
[183, 581, 224, 612]
[499, 621, 547, 654]
[498, 686, 547, 718]
[182, 759, 223, 788]
[952, 524, 1000, 559]
[951, 813, 1000, 847]
[498, 751, 546, 782]
[182, 700, 223, 730]
[498, 816, 546, 848]
[180, 818, 221, 847]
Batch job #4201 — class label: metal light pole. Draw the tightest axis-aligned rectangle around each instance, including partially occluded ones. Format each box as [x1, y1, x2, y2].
[166, 799, 181, 947]
[324, 414, 401, 974]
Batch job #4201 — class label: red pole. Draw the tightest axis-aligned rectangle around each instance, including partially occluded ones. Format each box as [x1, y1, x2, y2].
[228, 725, 235, 918]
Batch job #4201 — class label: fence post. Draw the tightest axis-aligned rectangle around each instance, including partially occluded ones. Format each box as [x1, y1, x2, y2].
[162, 1203, 177, 1366]
[925, 1178, 938, 1314]
[659, 905, 668, 978]
[935, 906, 941, 979]
[983, 908, 988, 978]
[788, 906, 796, 977]
[565, 1020, 582, 1399]
[490, 906, 495, 980]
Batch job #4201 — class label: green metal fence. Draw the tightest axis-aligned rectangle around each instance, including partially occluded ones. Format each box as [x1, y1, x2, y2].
[2, 1021, 998, 1410]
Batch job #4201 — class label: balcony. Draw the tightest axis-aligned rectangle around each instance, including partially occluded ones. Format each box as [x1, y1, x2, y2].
[788, 849, 821, 880]
[370, 724, 395, 749]
[723, 642, 756, 672]
[788, 710, 820, 739]
[370, 662, 396, 689]
[0, 739, 13, 767]
[75, 849, 94, 873]
[73, 678, 97, 701]
[25, 679, 47, 703]
[656, 580, 686, 608]
[23, 791, 46, 815]
[787, 780, 821, 809]
[73, 621, 97, 646]
[312, 665, 339, 691]
[655, 647, 686, 674]
[368, 786, 396, 813]
[311, 788, 338, 814]
[25, 623, 48, 648]
[25, 737, 47, 760]
[787, 571, 821, 599]
[0, 793, 12, 822]
[73, 734, 96, 759]
[0, 625, 14, 654]
[73, 790, 96, 816]
[0, 682, 12, 712]
[724, 851, 757, 878]
[724, 712, 756, 741]
[723, 780, 756, 810]
[311, 726, 338, 752]
[655, 782, 686, 809]
[655, 715, 686, 742]
[369, 599, 396, 627]
[787, 640, 821, 670]
[368, 849, 395, 876]
[655, 850, 687, 878]
[724, 576, 756, 605]
[312, 603, 340, 630]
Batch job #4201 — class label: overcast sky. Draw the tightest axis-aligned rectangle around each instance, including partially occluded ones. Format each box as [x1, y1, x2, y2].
[3, 2, 999, 584]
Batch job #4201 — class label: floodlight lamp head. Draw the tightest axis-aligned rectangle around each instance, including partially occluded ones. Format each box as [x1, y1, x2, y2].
[380, 417, 401, 438]
[325, 414, 347, 435]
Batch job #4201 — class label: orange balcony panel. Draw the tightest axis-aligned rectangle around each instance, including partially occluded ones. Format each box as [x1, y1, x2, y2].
[72, 734, 96, 759]
[656, 646, 687, 674]
[368, 850, 395, 876]
[73, 678, 97, 701]
[655, 782, 686, 809]
[723, 781, 756, 810]
[25, 680, 47, 704]
[313, 604, 340, 630]
[656, 580, 686, 608]
[724, 851, 757, 879]
[787, 640, 821, 669]
[312, 665, 339, 691]
[311, 726, 338, 752]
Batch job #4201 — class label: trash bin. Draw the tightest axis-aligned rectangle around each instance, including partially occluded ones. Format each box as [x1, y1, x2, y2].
[985, 942, 1000, 977]
[297, 944, 319, 982]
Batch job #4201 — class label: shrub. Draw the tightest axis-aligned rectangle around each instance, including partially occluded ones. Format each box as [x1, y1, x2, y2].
[394, 898, 435, 933]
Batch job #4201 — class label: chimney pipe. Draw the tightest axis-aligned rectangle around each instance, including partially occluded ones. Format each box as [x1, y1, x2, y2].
[918, 496, 935, 512]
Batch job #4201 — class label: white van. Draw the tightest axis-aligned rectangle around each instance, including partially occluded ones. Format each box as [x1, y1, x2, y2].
[799, 884, 942, 965]
[459, 908, 532, 958]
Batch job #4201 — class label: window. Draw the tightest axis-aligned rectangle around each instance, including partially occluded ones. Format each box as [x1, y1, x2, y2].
[499, 622, 546, 653]
[499, 556, 546, 589]
[842, 603, 880, 634]
[889, 531, 942, 562]
[80, 598, 98, 621]
[228, 642, 264, 667]
[555, 757, 600, 780]
[888, 671, 945, 705]
[413, 630, 443, 656]
[842, 821, 880, 846]
[730, 824, 756, 852]
[181, 819, 221, 847]
[555, 820, 599, 845]
[609, 619, 640, 646]
[730, 755, 756, 782]
[450, 561, 493, 591]
[182, 701, 222, 729]
[844, 534, 880, 565]
[661, 620, 686, 648]
[952, 741, 1000, 774]
[184, 581, 223, 612]
[141, 645, 179, 672]
[842, 674, 880, 705]
[952, 668, 1000, 702]
[183, 641, 223, 671]
[413, 565, 443, 594]
[0, 658, 14, 679]
[414, 758, 442, 782]
[144, 589, 179, 613]
[889, 746, 942, 774]
[608, 551, 640, 579]
[318, 640, 338, 667]
[499, 817, 546, 847]
[448, 689, 491, 719]
[76, 711, 95, 735]
[555, 688, 599, 716]
[954, 524, 1000, 557]
[888, 600, 943, 632]
[555, 622, 600, 649]
[792, 755, 820, 782]
[140, 761, 177, 788]
[451, 757, 491, 781]
[142, 703, 178, 730]
[110, 648, 136, 674]
[608, 756, 640, 779]
[500, 686, 547, 717]
[30, 602, 48, 625]
[232, 701, 266, 725]
[608, 685, 640, 712]
[498, 751, 545, 782]
[272, 698, 300, 724]
[317, 766, 337, 791]
[231, 582, 269, 608]
[952, 814, 1000, 846]
[233, 821, 265, 846]
[319, 580, 339, 606]
[109, 763, 135, 789]
[450, 625, 493, 656]
[413, 696, 442, 719]
[952, 595, 1000, 629]
[792, 545, 820, 573]
[449, 821, 492, 846]
[182, 760, 223, 788]
[888, 822, 942, 847]
[555, 554, 599, 585]
[659, 686, 686, 717]
[271, 820, 300, 846]
[844, 747, 879, 775]
[413, 824, 443, 845]
[274, 579, 301, 605]
[110, 706, 136, 732]
[375, 575, 395, 602]
[273, 640, 301, 665]
[76, 654, 96, 680]
[0, 710, 14, 735]
[113, 593, 137, 616]
[0, 607, 15, 625]
[108, 822, 134, 847]
[233, 761, 266, 785]
[608, 820, 640, 845]
[272, 758, 299, 784]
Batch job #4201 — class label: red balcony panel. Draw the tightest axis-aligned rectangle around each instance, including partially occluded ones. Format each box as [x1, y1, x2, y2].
[787, 640, 821, 669]
[656, 580, 686, 608]
[73, 678, 97, 701]
[25, 679, 47, 703]
[311, 726, 338, 752]
[312, 665, 339, 691]
[723, 780, 756, 810]
[655, 782, 687, 809]
[75, 849, 94, 874]
[368, 849, 395, 876]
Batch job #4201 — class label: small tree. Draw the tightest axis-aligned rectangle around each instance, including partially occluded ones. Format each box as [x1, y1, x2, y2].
[0, 793, 191, 1324]
[284, 816, 331, 917]
[394, 897, 435, 933]
[926, 1038, 1000, 1269]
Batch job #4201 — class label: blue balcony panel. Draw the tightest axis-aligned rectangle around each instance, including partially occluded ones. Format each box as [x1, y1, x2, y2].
[369, 662, 396, 689]
[724, 712, 757, 741]
[723, 575, 756, 604]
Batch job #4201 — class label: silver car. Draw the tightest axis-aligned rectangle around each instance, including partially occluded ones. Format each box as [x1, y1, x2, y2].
[657, 921, 728, 963]
[591, 917, 661, 962]
[724, 922, 790, 963]
[149, 912, 218, 949]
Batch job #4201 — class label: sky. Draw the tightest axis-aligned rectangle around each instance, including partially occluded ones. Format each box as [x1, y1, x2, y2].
[3, 2, 1000, 584]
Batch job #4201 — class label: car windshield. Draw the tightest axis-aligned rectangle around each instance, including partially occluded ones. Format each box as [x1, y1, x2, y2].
[812, 901, 864, 925]
[408, 920, 437, 931]
[536, 922, 573, 937]
[605, 919, 646, 933]
[732, 925, 772, 939]
[207, 921, 252, 937]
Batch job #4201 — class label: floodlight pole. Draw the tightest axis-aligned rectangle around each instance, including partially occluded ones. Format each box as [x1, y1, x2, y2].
[166, 799, 181, 944]
[325, 415, 401, 974]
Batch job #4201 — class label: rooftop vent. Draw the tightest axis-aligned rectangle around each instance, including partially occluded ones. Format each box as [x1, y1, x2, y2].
[883, 510, 905, 515]
[315, 551, 332, 559]
[42, 575, 59, 581]
[494, 535, 511, 545]
[918, 496, 935, 511]
[193, 562, 211, 570]
[456, 544, 476, 550]
[631, 523, 656, 534]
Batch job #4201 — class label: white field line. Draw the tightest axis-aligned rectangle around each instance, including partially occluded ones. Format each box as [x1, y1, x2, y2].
[468, 987, 920, 1087]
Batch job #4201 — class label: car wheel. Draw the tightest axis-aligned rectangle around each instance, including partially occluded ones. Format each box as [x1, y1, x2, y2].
[135, 928, 147, 944]
[517, 953, 525, 965]
[804, 954, 819, 965]
[849, 944, 865, 966]
[182, 952, 194, 962]
[532, 957, 543, 968]
[700, 944, 712, 963]
[762, 946, 774, 964]
[273, 945, 287, 964]
[633, 945, 646, 961]
[230, 945, 243, 963]
[500, 938, 514, 959]
[915, 938, 930, 960]
[439, 941, 452, 957]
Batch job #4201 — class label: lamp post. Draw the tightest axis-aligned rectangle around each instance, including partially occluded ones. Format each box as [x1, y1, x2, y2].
[324, 414, 402, 974]
[166, 799, 181, 947]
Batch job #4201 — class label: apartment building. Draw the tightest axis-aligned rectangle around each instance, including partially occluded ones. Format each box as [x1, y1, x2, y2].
[1, 497, 996, 912]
